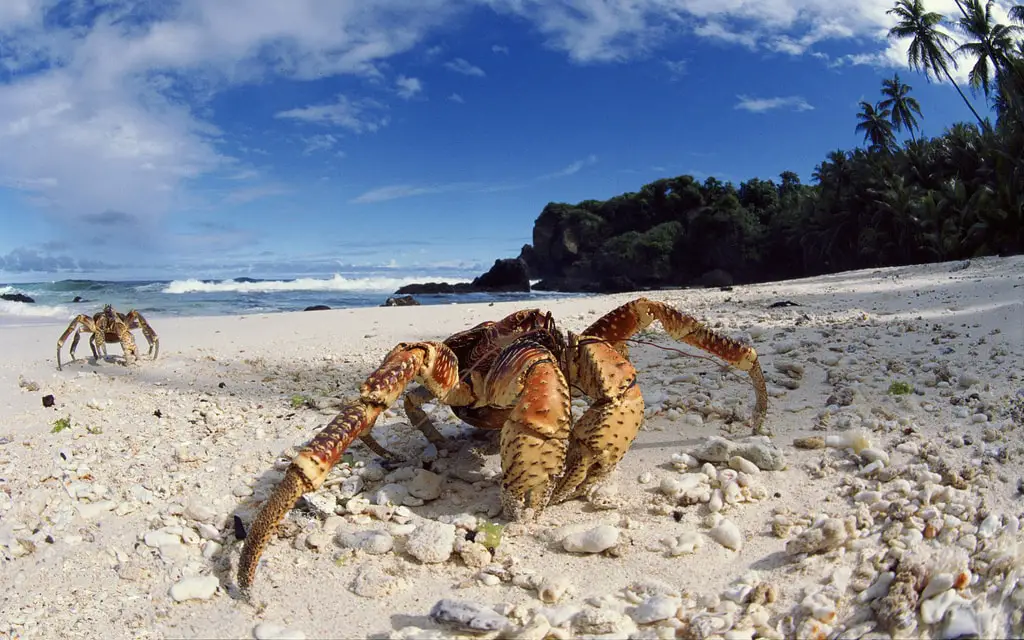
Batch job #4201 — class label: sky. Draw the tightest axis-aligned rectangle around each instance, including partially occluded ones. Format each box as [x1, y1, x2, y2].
[0, 0, 1015, 282]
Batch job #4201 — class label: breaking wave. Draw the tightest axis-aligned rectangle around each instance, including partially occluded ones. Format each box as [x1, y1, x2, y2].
[0, 300, 71, 321]
[162, 273, 472, 295]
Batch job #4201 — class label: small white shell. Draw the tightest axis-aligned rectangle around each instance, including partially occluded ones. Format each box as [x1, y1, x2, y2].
[538, 574, 572, 603]
[710, 518, 743, 551]
[709, 489, 724, 513]
[723, 481, 743, 505]
[921, 572, 956, 601]
[728, 456, 759, 475]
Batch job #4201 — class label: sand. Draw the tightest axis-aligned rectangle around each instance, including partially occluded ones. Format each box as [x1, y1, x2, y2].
[1, 255, 1022, 640]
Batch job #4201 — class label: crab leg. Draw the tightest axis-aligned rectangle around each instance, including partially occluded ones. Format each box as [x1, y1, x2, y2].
[582, 297, 770, 435]
[125, 310, 160, 359]
[114, 328, 139, 365]
[402, 385, 451, 448]
[56, 315, 97, 370]
[237, 341, 473, 594]
[552, 337, 644, 504]
[484, 336, 572, 520]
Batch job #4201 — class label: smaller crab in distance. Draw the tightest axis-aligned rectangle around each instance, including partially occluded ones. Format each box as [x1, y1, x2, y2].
[56, 304, 159, 370]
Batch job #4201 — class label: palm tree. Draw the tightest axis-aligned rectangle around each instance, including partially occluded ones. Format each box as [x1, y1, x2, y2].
[951, 0, 1024, 99]
[879, 74, 924, 142]
[887, 0, 987, 128]
[1010, 4, 1024, 25]
[856, 101, 897, 152]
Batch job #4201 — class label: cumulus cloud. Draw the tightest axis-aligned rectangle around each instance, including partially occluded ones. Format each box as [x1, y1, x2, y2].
[481, 0, 1013, 69]
[735, 95, 814, 113]
[0, 247, 116, 274]
[395, 75, 424, 99]
[0, 0, 461, 235]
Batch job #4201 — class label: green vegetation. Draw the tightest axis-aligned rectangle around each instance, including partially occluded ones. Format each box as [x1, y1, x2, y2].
[289, 394, 313, 409]
[475, 521, 505, 552]
[51, 417, 72, 433]
[524, 0, 1024, 291]
[888, 381, 914, 395]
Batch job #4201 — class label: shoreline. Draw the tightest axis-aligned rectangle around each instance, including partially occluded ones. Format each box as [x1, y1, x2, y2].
[0, 255, 1022, 639]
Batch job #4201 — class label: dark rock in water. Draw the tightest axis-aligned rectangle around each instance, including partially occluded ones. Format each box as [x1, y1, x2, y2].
[382, 295, 420, 307]
[768, 300, 800, 308]
[429, 598, 509, 633]
[395, 282, 457, 295]
[42, 395, 55, 408]
[469, 257, 530, 292]
[72, 296, 86, 303]
[395, 258, 530, 295]
[303, 305, 331, 311]
[1, 293, 34, 303]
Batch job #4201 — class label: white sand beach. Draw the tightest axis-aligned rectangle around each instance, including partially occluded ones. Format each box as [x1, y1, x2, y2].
[1, 255, 1023, 640]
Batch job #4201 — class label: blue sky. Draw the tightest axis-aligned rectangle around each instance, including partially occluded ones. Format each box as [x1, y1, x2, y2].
[0, 0, 1012, 281]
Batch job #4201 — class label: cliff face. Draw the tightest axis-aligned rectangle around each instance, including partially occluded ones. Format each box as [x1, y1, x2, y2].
[513, 174, 797, 292]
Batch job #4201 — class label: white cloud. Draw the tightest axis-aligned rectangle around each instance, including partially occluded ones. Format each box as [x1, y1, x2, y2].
[351, 180, 522, 203]
[0, 0, 462, 238]
[448, 92, 465, 103]
[395, 75, 423, 99]
[0, 0, 35, 29]
[275, 95, 390, 133]
[735, 95, 814, 113]
[492, 44, 509, 54]
[444, 57, 486, 76]
[540, 154, 598, 179]
[663, 59, 688, 80]
[692, 21, 759, 50]
[351, 182, 478, 203]
[481, 0, 1015, 72]
[302, 133, 341, 154]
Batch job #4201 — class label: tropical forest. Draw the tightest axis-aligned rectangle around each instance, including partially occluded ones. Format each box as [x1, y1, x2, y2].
[517, 0, 1024, 293]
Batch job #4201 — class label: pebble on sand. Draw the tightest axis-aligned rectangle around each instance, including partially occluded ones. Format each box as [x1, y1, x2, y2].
[169, 575, 219, 602]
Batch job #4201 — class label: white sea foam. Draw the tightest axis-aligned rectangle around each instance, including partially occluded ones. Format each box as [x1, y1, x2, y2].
[0, 300, 72, 323]
[162, 273, 471, 294]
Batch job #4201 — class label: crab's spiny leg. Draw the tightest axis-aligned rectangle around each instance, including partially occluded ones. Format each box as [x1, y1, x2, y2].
[126, 310, 160, 359]
[92, 323, 109, 360]
[552, 338, 644, 504]
[403, 385, 449, 448]
[237, 341, 472, 594]
[56, 315, 96, 370]
[116, 324, 139, 365]
[583, 297, 769, 434]
[484, 337, 572, 520]
[70, 330, 83, 362]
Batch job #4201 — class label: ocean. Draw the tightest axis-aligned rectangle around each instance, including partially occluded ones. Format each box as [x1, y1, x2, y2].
[0, 272, 582, 326]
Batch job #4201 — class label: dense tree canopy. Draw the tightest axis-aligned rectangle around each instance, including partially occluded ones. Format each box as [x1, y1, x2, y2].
[520, 0, 1023, 292]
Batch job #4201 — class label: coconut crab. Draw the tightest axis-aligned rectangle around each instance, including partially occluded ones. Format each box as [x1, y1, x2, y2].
[237, 297, 769, 593]
[56, 304, 159, 370]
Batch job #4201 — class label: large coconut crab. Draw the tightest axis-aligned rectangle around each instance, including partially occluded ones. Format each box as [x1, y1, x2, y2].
[237, 297, 769, 593]
[56, 304, 160, 370]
